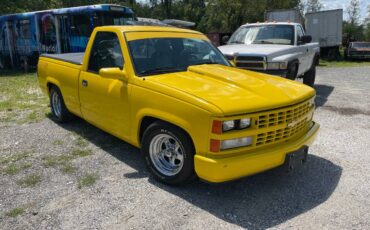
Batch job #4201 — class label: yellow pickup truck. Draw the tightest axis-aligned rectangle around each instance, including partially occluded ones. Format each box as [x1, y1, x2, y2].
[38, 26, 319, 184]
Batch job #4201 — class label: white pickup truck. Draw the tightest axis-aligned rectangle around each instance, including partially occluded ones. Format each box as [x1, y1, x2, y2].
[218, 22, 320, 86]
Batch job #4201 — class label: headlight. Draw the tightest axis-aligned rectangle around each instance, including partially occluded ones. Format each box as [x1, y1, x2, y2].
[267, 62, 287, 70]
[221, 137, 253, 150]
[223, 120, 235, 132]
[212, 118, 252, 134]
[240, 118, 251, 128]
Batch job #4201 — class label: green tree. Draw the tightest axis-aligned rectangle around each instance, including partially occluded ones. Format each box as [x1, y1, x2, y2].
[347, 0, 360, 25]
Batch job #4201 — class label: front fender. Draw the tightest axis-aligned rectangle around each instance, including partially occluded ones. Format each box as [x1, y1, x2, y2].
[134, 108, 194, 147]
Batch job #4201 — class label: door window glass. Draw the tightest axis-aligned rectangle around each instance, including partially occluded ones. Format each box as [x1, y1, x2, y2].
[88, 32, 124, 73]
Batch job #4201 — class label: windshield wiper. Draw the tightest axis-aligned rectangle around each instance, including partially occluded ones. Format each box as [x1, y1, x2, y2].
[253, 40, 275, 44]
[229, 41, 244, 44]
[139, 67, 185, 76]
[192, 61, 219, 66]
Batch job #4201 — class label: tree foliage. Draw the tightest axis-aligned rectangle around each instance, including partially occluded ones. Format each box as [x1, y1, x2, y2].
[0, 0, 369, 41]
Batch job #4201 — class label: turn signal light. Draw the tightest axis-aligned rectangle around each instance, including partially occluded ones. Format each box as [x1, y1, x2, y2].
[210, 139, 220, 152]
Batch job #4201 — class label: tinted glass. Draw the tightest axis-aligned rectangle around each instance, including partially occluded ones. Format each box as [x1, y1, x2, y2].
[128, 37, 230, 76]
[88, 32, 124, 73]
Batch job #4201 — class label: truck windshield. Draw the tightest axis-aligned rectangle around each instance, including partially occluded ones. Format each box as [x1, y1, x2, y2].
[228, 25, 295, 45]
[128, 38, 230, 76]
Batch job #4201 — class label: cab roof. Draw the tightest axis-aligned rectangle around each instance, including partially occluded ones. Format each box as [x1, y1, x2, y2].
[241, 22, 301, 27]
[98, 25, 202, 34]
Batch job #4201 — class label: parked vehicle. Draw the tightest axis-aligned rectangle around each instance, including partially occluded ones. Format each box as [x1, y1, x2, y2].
[219, 22, 320, 86]
[0, 4, 135, 69]
[38, 26, 319, 184]
[265, 9, 304, 25]
[344, 42, 370, 60]
[305, 9, 343, 59]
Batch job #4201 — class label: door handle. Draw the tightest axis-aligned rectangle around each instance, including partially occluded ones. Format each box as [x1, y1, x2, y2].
[82, 79, 88, 87]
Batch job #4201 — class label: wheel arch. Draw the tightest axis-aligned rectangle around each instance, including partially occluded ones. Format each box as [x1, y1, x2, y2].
[138, 115, 195, 152]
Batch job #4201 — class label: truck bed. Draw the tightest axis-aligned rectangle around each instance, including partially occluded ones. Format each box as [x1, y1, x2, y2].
[41, 53, 84, 65]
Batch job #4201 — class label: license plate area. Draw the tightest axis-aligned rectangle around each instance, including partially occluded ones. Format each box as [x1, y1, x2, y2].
[284, 146, 308, 171]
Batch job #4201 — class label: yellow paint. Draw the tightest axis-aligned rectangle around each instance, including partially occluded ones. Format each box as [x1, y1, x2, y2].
[38, 26, 319, 182]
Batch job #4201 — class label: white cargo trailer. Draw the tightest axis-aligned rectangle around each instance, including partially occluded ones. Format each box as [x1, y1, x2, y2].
[305, 9, 343, 58]
[265, 9, 304, 24]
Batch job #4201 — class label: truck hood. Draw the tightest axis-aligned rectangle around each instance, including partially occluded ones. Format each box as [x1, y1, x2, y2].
[146, 65, 315, 116]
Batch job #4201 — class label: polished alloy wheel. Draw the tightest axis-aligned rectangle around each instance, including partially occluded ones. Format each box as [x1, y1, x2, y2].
[149, 134, 184, 176]
[51, 91, 62, 118]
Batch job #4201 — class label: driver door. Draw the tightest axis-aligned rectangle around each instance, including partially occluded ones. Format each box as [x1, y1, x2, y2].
[79, 31, 131, 140]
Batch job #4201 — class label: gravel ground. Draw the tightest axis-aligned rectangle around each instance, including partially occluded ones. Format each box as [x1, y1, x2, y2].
[1, 67, 370, 229]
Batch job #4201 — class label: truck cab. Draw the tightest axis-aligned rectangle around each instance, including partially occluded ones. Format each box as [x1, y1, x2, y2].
[219, 22, 320, 86]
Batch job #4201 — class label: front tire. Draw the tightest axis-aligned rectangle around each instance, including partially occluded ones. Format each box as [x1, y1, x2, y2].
[303, 58, 317, 87]
[286, 62, 298, 80]
[49, 86, 73, 123]
[141, 121, 195, 185]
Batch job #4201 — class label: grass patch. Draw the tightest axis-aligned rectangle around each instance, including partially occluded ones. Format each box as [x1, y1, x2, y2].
[74, 136, 88, 148]
[0, 72, 48, 124]
[3, 163, 31, 175]
[72, 149, 91, 157]
[0, 151, 32, 165]
[42, 155, 74, 168]
[320, 59, 370, 68]
[17, 174, 41, 188]
[52, 139, 64, 145]
[78, 173, 99, 189]
[5, 207, 25, 217]
[60, 163, 77, 174]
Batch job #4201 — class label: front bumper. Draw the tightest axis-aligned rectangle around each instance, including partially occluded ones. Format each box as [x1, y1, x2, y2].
[194, 122, 320, 183]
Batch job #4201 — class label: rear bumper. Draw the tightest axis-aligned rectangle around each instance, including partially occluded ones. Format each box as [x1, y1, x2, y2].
[194, 122, 320, 183]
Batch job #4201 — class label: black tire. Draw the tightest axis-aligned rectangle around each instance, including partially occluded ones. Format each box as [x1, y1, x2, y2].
[286, 62, 298, 80]
[49, 86, 73, 123]
[141, 121, 195, 185]
[303, 58, 317, 87]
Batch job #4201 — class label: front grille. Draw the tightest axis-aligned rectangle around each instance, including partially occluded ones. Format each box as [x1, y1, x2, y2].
[253, 99, 314, 147]
[236, 56, 264, 61]
[256, 119, 309, 146]
[257, 100, 312, 128]
[236, 62, 265, 69]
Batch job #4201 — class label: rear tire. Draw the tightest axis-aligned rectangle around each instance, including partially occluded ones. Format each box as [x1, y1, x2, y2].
[141, 121, 195, 185]
[49, 86, 73, 123]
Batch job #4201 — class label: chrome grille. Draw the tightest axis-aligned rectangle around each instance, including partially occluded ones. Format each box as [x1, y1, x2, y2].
[234, 55, 266, 70]
[236, 62, 265, 69]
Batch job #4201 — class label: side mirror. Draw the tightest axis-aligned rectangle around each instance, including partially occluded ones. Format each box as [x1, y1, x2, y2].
[299, 35, 312, 44]
[99, 67, 127, 81]
[222, 35, 230, 44]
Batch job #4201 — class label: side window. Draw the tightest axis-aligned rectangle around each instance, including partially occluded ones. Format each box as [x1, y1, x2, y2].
[88, 32, 124, 73]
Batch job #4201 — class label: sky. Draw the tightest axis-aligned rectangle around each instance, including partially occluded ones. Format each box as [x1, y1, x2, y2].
[321, 0, 369, 22]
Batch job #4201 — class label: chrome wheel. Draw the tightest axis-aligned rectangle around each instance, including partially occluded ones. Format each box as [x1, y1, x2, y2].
[51, 91, 62, 118]
[149, 133, 184, 177]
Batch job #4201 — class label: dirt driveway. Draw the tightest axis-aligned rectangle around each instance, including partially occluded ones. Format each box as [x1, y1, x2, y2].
[1, 67, 369, 229]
